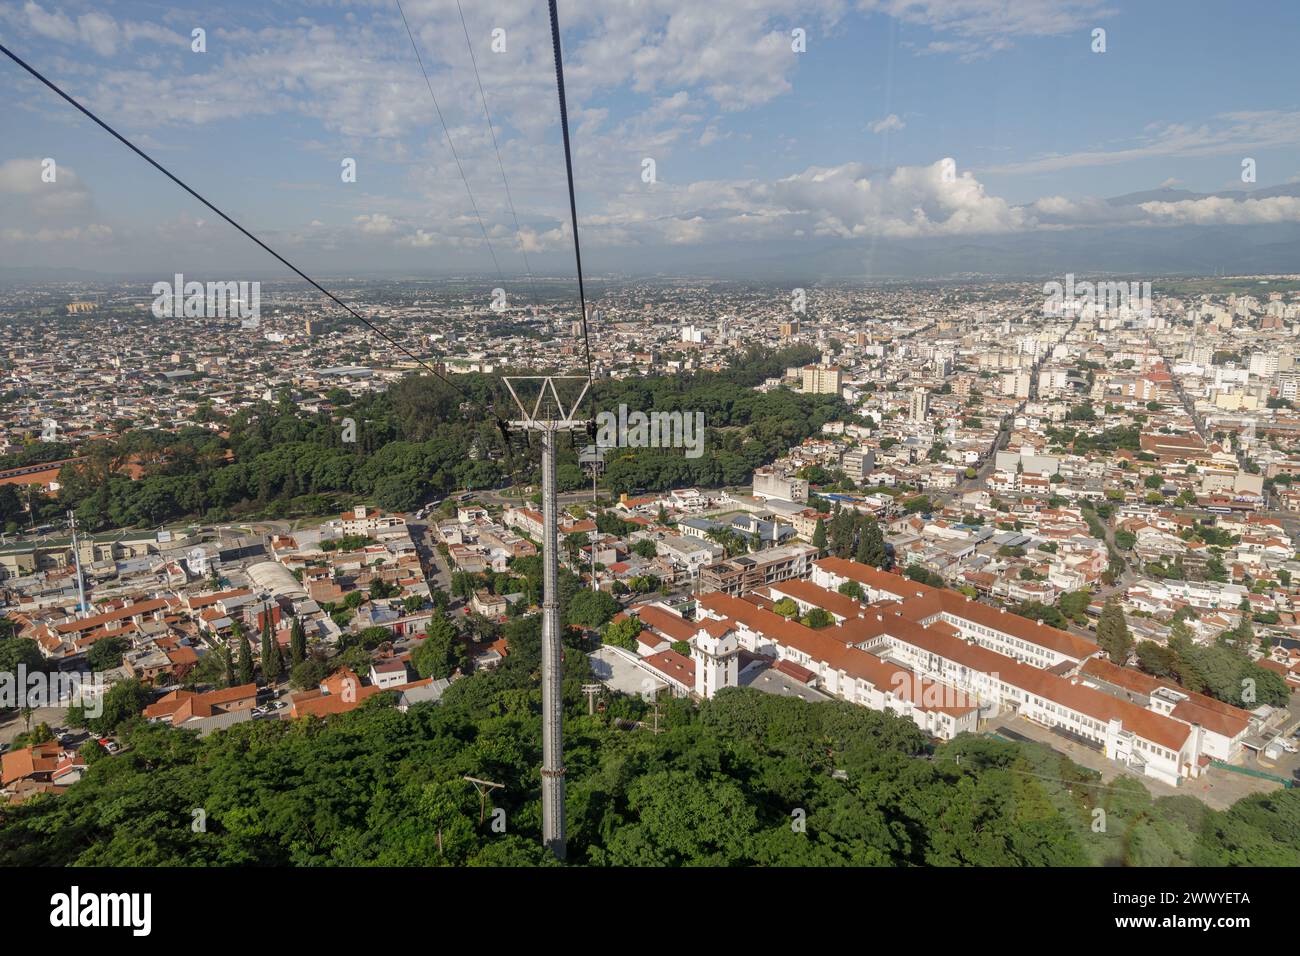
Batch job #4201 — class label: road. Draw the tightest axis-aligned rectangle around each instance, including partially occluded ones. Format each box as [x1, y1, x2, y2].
[406, 519, 452, 594]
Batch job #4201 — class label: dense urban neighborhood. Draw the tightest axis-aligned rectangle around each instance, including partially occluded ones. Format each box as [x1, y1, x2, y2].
[0, 275, 1297, 869]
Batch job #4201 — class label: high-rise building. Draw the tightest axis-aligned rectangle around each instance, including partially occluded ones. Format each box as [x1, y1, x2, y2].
[800, 364, 842, 395]
[909, 387, 929, 423]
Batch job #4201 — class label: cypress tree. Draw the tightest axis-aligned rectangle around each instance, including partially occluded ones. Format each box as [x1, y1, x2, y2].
[235, 623, 255, 685]
[858, 518, 888, 569]
[261, 606, 285, 684]
[290, 615, 306, 666]
[812, 518, 828, 552]
[259, 610, 273, 682]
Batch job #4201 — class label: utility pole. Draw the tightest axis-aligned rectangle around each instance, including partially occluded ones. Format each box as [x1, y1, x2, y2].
[462, 775, 505, 825]
[502, 375, 590, 862]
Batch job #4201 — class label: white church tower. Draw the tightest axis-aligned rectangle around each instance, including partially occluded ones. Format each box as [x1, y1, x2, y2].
[691, 621, 739, 700]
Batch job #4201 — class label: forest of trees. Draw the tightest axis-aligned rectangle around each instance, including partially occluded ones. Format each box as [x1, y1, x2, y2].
[12, 345, 840, 533]
[0, 611, 1294, 867]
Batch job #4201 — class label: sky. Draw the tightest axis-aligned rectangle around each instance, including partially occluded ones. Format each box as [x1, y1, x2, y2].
[1, 0, 1299, 281]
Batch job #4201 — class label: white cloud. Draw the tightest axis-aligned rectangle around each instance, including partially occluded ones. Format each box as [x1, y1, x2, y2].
[355, 213, 397, 236]
[14, 2, 184, 57]
[984, 111, 1300, 176]
[869, 113, 905, 134]
[859, 0, 1113, 39]
[1138, 195, 1300, 226]
[1, 223, 112, 243]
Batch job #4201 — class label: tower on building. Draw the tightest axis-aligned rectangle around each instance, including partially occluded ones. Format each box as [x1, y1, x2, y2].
[691, 621, 739, 700]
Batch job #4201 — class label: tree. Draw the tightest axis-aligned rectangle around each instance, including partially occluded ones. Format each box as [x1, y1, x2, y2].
[412, 616, 465, 680]
[80, 739, 107, 765]
[263, 629, 284, 685]
[565, 589, 619, 630]
[1221, 599, 1256, 653]
[838, 580, 865, 602]
[290, 658, 328, 691]
[12, 721, 54, 749]
[904, 565, 944, 588]
[259, 613, 275, 684]
[86, 636, 127, 672]
[451, 571, 479, 601]
[290, 615, 306, 666]
[235, 624, 255, 685]
[812, 518, 828, 551]
[801, 608, 834, 629]
[0, 636, 43, 676]
[1057, 589, 1091, 622]
[87, 679, 149, 735]
[902, 495, 932, 514]
[563, 531, 587, 566]
[602, 615, 643, 652]
[1135, 640, 1178, 678]
[772, 597, 799, 618]
[1097, 598, 1133, 665]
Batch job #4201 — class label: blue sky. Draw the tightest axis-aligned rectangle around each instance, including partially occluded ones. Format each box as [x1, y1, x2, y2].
[1, 0, 1298, 279]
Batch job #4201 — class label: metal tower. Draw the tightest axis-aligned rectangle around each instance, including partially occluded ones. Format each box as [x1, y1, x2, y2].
[502, 375, 591, 861]
[67, 510, 88, 616]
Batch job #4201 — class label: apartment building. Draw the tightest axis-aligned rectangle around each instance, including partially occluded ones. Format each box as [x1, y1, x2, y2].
[752, 465, 808, 503]
[801, 364, 843, 395]
[698, 543, 818, 595]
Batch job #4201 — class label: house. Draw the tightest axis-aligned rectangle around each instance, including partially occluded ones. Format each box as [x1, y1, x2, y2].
[471, 589, 509, 618]
[370, 658, 410, 690]
[143, 683, 258, 727]
[1, 741, 65, 792]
